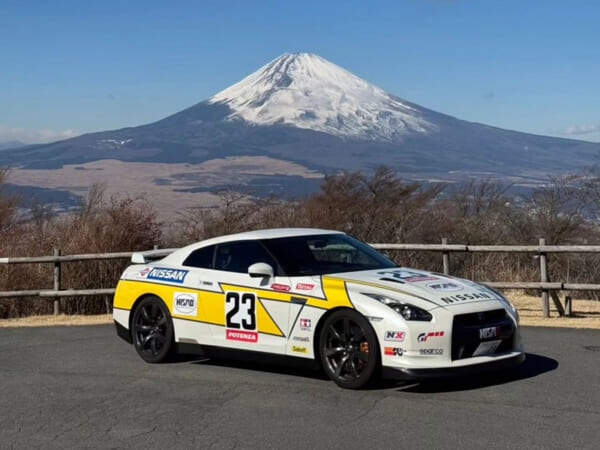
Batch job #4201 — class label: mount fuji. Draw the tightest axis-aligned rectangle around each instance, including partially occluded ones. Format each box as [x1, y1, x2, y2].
[4, 53, 600, 191]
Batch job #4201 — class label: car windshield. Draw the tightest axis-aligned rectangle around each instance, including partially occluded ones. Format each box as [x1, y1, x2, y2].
[260, 234, 396, 276]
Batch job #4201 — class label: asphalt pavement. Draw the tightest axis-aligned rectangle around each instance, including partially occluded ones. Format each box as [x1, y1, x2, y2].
[0, 324, 599, 449]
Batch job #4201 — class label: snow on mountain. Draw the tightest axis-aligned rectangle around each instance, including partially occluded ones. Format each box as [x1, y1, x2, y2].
[209, 53, 437, 141]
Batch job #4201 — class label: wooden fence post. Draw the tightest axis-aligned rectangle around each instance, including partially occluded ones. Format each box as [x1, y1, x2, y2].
[53, 248, 61, 315]
[442, 238, 450, 275]
[539, 238, 549, 318]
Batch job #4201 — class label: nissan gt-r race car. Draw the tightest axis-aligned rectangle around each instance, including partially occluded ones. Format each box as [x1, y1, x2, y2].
[113, 228, 524, 389]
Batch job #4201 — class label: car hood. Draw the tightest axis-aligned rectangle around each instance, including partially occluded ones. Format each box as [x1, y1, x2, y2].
[327, 267, 503, 309]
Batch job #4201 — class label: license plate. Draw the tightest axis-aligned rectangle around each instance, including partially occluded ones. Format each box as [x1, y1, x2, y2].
[473, 339, 502, 356]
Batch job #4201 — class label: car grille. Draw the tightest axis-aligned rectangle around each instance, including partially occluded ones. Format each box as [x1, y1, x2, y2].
[451, 309, 515, 361]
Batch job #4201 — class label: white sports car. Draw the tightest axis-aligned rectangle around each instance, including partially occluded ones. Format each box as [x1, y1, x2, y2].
[113, 228, 524, 389]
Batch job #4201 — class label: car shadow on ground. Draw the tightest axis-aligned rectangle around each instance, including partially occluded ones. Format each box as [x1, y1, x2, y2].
[171, 349, 330, 382]
[166, 351, 557, 391]
[385, 353, 558, 393]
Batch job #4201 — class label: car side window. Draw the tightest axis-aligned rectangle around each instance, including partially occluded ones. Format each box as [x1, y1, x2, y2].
[214, 241, 277, 274]
[183, 245, 216, 268]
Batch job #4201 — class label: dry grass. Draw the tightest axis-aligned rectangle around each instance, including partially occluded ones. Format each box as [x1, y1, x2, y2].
[507, 293, 600, 329]
[1, 295, 598, 329]
[10, 157, 323, 221]
[0, 314, 113, 328]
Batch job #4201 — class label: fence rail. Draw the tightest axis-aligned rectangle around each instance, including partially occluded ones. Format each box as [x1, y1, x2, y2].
[1, 239, 599, 318]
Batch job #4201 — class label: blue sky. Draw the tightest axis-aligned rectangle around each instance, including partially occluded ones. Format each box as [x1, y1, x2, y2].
[1, 0, 599, 143]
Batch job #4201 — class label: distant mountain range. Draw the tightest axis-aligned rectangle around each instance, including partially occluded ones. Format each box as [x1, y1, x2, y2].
[3, 53, 600, 214]
[0, 140, 25, 150]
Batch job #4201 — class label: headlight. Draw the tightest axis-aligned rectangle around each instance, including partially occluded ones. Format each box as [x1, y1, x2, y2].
[363, 293, 433, 321]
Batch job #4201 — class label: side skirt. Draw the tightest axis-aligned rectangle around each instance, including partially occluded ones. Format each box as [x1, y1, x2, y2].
[175, 342, 321, 372]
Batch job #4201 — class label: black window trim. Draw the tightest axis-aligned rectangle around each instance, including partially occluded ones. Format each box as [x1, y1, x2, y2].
[212, 239, 286, 276]
[182, 244, 217, 269]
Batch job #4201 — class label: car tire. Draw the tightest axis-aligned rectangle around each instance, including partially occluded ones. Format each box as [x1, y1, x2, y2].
[318, 309, 380, 389]
[131, 296, 175, 363]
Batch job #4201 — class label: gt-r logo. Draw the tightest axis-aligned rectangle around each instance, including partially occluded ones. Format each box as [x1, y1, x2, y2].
[417, 331, 444, 342]
[384, 331, 405, 342]
[479, 326, 500, 339]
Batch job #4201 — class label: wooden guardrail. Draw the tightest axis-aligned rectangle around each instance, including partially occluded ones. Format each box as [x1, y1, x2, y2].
[0, 239, 598, 317]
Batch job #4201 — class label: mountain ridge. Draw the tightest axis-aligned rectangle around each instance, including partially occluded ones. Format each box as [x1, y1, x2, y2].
[2, 53, 599, 180]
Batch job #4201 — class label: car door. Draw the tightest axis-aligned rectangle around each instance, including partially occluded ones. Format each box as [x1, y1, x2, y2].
[209, 240, 291, 355]
[173, 244, 220, 345]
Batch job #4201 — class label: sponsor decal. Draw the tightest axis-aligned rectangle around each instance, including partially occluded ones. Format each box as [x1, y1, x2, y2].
[137, 267, 151, 279]
[299, 318, 311, 331]
[384, 347, 404, 356]
[226, 330, 258, 343]
[384, 331, 406, 342]
[440, 292, 492, 304]
[292, 346, 308, 354]
[417, 331, 444, 342]
[420, 348, 443, 355]
[173, 292, 197, 316]
[427, 282, 463, 292]
[293, 336, 310, 342]
[377, 269, 438, 283]
[296, 283, 315, 291]
[271, 283, 291, 292]
[147, 267, 188, 283]
[479, 326, 500, 340]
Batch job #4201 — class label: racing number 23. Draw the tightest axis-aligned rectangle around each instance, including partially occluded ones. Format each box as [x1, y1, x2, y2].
[225, 292, 256, 330]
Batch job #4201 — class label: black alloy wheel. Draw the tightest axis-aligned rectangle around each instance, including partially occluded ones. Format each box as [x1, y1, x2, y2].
[319, 309, 380, 389]
[132, 296, 174, 363]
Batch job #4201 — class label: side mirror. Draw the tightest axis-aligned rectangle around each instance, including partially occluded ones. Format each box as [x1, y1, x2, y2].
[248, 262, 274, 278]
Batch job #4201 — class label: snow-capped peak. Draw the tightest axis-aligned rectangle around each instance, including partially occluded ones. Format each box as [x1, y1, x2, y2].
[209, 53, 436, 141]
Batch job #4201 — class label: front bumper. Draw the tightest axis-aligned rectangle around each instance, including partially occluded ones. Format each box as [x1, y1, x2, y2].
[114, 319, 133, 344]
[382, 351, 525, 381]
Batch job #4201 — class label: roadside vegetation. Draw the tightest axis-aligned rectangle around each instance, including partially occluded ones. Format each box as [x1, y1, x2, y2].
[2, 166, 600, 318]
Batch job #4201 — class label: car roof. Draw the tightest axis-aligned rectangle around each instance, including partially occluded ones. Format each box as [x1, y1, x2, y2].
[162, 228, 344, 265]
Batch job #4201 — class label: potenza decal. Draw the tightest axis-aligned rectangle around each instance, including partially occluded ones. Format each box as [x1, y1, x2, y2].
[271, 284, 291, 292]
[384, 331, 405, 342]
[417, 331, 444, 342]
[173, 292, 197, 316]
[226, 330, 258, 343]
[147, 267, 189, 283]
[427, 282, 463, 292]
[384, 347, 404, 356]
[293, 336, 310, 342]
